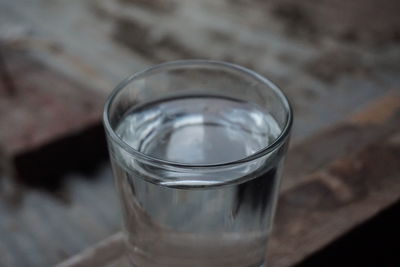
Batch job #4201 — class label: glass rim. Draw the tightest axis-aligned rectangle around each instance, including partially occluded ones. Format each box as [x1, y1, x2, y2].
[103, 59, 293, 169]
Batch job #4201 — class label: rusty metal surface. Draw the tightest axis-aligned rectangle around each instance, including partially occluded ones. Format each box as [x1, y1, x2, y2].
[0, 0, 399, 266]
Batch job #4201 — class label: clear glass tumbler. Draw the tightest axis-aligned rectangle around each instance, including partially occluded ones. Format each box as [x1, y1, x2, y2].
[103, 60, 292, 267]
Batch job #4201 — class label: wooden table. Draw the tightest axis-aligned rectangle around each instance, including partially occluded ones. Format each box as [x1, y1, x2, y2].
[57, 92, 400, 267]
[0, 0, 399, 266]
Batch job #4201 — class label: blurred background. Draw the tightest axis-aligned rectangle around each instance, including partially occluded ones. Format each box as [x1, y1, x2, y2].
[0, 0, 399, 266]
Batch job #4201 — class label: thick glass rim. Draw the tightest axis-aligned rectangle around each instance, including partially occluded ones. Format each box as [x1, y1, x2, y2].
[103, 60, 293, 169]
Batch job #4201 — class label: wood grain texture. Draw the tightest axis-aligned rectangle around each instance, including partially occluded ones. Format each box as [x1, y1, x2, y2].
[55, 233, 126, 267]
[57, 92, 400, 267]
[0, 49, 107, 185]
[269, 103, 400, 266]
[0, 0, 399, 266]
[282, 91, 400, 191]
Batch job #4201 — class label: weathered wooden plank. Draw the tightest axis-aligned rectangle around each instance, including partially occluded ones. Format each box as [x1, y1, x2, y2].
[269, 126, 400, 266]
[57, 91, 400, 267]
[282, 91, 400, 191]
[2, 0, 397, 144]
[0, 0, 398, 266]
[268, 91, 400, 266]
[0, 168, 121, 267]
[0, 48, 107, 186]
[55, 233, 126, 267]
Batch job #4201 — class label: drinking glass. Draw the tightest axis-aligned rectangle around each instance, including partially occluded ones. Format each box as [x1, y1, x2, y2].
[103, 60, 292, 267]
